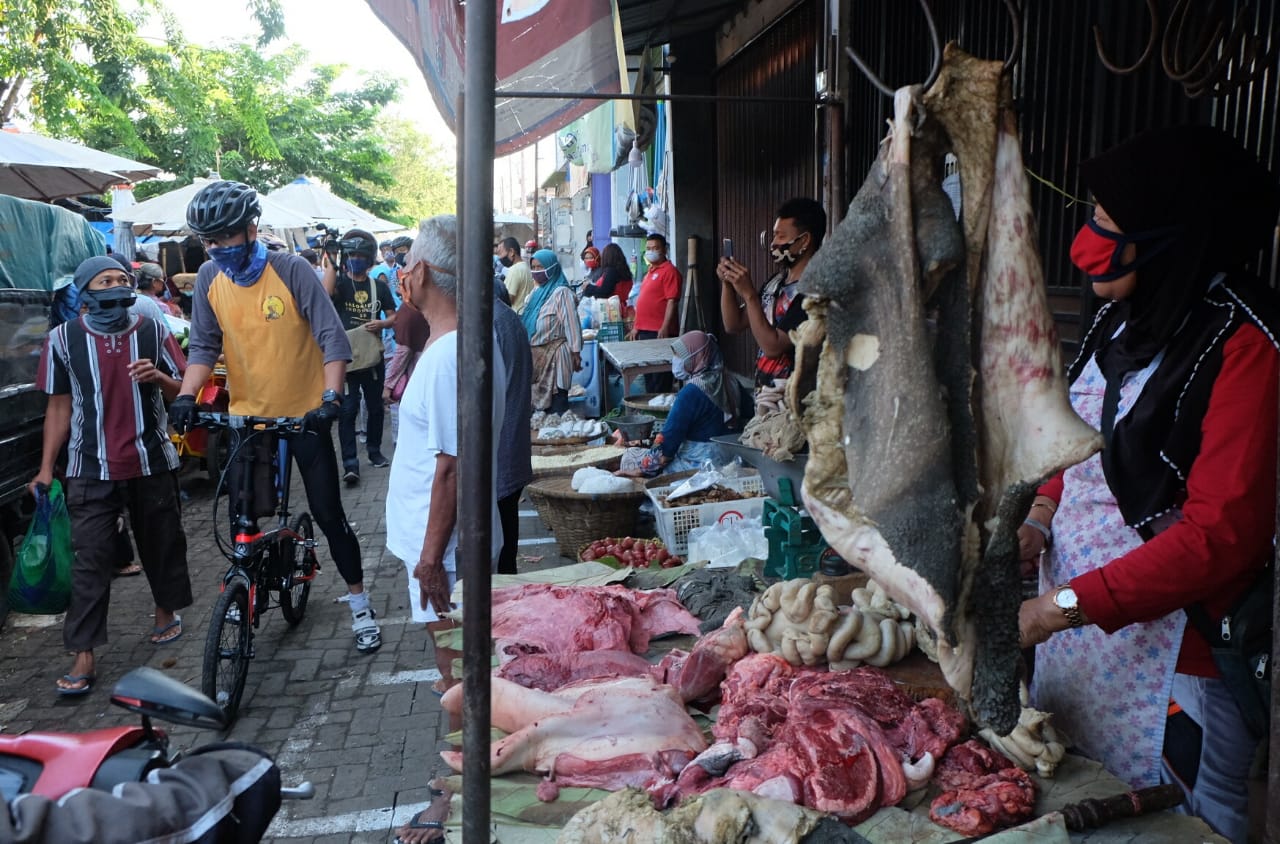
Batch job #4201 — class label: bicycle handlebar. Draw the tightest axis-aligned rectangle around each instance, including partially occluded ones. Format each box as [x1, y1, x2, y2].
[194, 412, 309, 434]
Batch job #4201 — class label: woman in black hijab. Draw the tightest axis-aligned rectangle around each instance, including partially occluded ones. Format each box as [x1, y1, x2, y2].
[1016, 126, 1279, 843]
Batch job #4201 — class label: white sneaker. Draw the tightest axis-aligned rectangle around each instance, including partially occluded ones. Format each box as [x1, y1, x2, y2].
[352, 608, 381, 653]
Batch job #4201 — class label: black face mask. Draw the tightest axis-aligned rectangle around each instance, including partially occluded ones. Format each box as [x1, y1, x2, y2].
[82, 287, 136, 333]
[395, 252, 409, 267]
[499, 255, 514, 268]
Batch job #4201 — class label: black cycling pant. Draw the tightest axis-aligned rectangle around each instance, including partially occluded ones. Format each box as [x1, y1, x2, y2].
[340, 362, 385, 471]
[225, 424, 363, 587]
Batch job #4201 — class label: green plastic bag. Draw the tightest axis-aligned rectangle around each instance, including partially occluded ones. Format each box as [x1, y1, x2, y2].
[7, 480, 74, 614]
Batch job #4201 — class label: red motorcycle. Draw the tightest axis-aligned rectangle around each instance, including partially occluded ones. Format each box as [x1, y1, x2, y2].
[0, 666, 313, 802]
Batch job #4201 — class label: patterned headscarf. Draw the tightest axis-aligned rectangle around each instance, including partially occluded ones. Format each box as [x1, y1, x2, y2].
[671, 330, 736, 421]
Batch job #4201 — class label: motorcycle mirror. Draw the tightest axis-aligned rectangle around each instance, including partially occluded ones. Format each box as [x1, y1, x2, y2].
[110, 667, 229, 731]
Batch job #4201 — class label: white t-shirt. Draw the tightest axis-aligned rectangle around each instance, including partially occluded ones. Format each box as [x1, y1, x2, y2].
[385, 330, 507, 570]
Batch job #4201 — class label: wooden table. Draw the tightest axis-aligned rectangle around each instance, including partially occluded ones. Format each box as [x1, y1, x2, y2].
[599, 337, 675, 410]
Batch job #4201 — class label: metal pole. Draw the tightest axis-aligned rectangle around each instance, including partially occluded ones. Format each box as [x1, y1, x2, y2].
[459, 0, 495, 839]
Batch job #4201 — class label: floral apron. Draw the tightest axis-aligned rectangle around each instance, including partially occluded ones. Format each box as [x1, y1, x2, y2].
[1032, 352, 1185, 788]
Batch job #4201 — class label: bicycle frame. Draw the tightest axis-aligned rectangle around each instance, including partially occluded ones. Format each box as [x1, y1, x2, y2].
[213, 418, 318, 625]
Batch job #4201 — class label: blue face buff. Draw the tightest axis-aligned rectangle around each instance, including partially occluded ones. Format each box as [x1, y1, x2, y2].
[346, 256, 373, 276]
[82, 287, 137, 333]
[209, 238, 269, 287]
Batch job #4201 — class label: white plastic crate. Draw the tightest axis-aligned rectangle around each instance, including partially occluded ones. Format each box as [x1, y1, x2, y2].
[646, 473, 767, 556]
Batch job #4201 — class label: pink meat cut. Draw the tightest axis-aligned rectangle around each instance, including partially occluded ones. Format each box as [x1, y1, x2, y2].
[490, 584, 701, 659]
[439, 675, 706, 791]
[494, 649, 656, 692]
[683, 655, 966, 822]
[655, 607, 749, 703]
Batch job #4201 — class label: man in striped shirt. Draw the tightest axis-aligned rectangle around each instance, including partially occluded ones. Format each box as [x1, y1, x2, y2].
[33, 256, 193, 696]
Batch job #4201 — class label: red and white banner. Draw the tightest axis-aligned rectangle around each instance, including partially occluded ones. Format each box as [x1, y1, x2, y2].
[367, 0, 627, 155]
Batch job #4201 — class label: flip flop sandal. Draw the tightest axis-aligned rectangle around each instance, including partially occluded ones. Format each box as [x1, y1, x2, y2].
[56, 673, 96, 697]
[114, 563, 143, 577]
[150, 616, 183, 645]
[394, 788, 447, 844]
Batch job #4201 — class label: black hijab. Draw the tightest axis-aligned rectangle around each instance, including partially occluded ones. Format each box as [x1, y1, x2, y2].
[1070, 126, 1280, 530]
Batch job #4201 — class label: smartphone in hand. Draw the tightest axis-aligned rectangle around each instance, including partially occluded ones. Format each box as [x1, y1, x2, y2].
[722, 238, 734, 260]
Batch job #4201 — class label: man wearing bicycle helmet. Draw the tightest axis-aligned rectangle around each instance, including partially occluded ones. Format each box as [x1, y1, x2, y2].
[170, 180, 382, 653]
[321, 228, 397, 481]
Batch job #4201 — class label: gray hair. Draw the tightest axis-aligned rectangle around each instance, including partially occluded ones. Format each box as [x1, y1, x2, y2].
[407, 215, 458, 299]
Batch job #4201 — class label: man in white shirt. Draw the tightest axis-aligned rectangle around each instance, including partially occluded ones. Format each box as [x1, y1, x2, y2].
[385, 215, 506, 695]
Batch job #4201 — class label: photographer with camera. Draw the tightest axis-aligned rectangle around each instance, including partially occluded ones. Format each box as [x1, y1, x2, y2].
[321, 229, 397, 484]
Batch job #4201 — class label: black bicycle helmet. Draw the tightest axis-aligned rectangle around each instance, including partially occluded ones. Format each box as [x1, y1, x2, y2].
[390, 235, 414, 251]
[186, 180, 262, 237]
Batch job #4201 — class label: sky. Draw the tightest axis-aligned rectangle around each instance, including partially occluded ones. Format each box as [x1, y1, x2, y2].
[155, 0, 450, 142]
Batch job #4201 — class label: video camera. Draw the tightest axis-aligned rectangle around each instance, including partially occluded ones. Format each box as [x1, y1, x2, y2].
[317, 224, 343, 260]
[317, 226, 377, 266]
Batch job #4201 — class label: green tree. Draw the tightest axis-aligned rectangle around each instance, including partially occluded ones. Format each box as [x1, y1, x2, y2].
[1, 0, 403, 218]
[367, 118, 456, 227]
[0, 0, 284, 130]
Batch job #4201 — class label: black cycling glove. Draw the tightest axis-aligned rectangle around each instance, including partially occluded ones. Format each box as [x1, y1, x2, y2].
[169, 394, 197, 434]
[303, 399, 342, 432]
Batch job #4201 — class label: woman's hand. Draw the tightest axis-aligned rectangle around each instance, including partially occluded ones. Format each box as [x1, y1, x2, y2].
[1017, 521, 1048, 578]
[571, 352, 582, 371]
[1018, 591, 1072, 648]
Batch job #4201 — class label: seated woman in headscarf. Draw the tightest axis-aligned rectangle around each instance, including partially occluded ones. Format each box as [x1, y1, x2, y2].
[618, 331, 735, 477]
[523, 248, 583, 413]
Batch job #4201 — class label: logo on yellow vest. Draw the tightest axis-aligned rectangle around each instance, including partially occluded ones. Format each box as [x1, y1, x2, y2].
[262, 295, 285, 321]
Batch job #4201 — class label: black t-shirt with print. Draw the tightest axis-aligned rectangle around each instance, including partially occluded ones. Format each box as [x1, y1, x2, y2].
[332, 273, 396, 331]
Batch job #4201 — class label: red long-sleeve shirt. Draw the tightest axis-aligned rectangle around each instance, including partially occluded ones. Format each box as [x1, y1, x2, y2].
[1038, 323, 1278, 676]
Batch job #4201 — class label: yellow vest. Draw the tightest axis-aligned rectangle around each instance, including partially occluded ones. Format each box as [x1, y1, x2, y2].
[206, 263, 326, 417]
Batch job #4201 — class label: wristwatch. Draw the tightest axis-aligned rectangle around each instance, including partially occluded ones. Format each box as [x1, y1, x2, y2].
[1053, 584, 1085, 628]
[321, 389, 342, 405]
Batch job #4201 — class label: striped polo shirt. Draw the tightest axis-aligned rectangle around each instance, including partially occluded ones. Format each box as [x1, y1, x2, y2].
[37, 315, 185, 480]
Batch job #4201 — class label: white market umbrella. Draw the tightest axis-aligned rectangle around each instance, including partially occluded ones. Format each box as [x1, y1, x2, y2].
[267, 177, 400, 233]
[115, 178, 314, 234]
[0, 129, 161, 202]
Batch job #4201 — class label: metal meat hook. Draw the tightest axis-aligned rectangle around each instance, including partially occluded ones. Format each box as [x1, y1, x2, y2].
[845, 0, 942, 97]
[1093, 0, 1160, 74]
[845, 0, 1021, 97]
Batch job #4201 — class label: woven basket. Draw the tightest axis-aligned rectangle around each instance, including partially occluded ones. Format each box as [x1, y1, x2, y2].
[530, 444, 624, 480]
[525, 476, 646, 557]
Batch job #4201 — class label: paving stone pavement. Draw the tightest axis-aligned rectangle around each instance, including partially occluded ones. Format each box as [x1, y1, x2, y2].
[0, 424, 573, 842]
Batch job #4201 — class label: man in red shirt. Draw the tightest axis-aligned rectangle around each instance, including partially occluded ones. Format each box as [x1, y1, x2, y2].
[629, 234, 682, 392]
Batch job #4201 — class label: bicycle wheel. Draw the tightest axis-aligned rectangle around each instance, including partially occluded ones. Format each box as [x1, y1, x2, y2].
[279, 513, 316, 626]
[202, 578, 251, 722]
